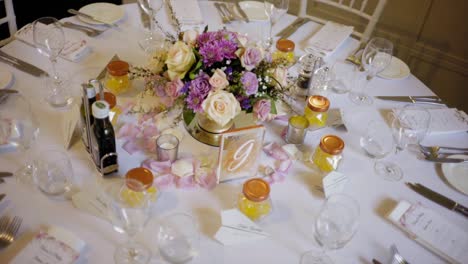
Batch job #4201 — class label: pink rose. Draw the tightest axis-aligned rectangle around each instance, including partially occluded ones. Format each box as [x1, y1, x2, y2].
[209, 69, 229, 90]
[240, 46, 264, 71]
[165, 78, 184, 98]
[253, 99, 271, 122]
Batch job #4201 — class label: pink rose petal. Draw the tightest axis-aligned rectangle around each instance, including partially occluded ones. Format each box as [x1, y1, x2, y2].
[277, 159, 292, 173]
[263, 142, 290, 161]
[117, 123, 140, 139]
[122, 139, 141, 155]
[281, 126, 287, 140]
[150, 160, 172, 173]
[154, 173, 175, 190]
[176, 176, 197, 189]
[275, 115, 289, 122]
[196, 169, 217, 190]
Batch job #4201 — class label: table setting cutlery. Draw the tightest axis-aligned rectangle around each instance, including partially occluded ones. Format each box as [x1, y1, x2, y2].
[67, 9, 119, 29]
[0, 50, 48, 77]
[345, 42, 365, 67]
[60, 21, 106, 37]
[0, 215, 22, 249]
[390, 244, 410, 264]
[419, 145, 468, 159]
[406, 182, 468, 218]
[424, 156, 468, 163]
[0, 194, 5, 202]
[234, 0, 249, 22]
[276, 17, 308, 38]
[214, 3, 231, 24]
[0, 172, 12, 178]
[375, 95, 444, 105]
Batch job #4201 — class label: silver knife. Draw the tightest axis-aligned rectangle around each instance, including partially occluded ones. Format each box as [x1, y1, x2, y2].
[0, 194, 5, 201]
[0, 89, 18, 94]
[68, 9, 119, 29]
[376, 96, 444, 105]
[406, 182, 468, 218]
[137, 3, 151, 29]
[0, 50, 48, 77]
[425, 157, 468, 163]
[0, 172, 13, 177]
[276, 18, 308, 38]
[234, 1, 249, 23]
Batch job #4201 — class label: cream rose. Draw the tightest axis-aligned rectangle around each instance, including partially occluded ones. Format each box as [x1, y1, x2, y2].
[202, 90, 241, 126]
[209, 69, 229, 90]
[183, 29, 199, 46]
[165, 41, 196, 80]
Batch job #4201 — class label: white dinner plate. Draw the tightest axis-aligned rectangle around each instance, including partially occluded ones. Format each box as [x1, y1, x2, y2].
[441, 154, 468, 195]
[0, 69, 13, 90]
[239, 1, 269, 21]
[78, 2, 125, 25]
[378, 56, 410, 80]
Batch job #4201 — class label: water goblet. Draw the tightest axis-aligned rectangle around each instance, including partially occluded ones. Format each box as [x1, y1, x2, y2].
[32, 149, 74, 196]
[32, 17, 72, 108]
[0, 93, 39, 184]
[360, 120, 403, 181]
[104, 178, 153, 264]
[137, 0, 166, 53]
[301, 194, 360, 264]
[391, 104, 431, 154]
[157, 213, 199, 264]
[264, 0, 289, 50]
[349, 37, 393, 105]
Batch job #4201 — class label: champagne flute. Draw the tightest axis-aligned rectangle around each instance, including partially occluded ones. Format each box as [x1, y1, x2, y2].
[360, 120, 403, 181]
[0, 94, 39, 184]
[137, 0, 166, 54]
[301, 194, 360, 264]
[105, 178, 153, 264]
[33, 17, 72, 108]
[264, 0, 289, 50]
[349, 37, 393, 105]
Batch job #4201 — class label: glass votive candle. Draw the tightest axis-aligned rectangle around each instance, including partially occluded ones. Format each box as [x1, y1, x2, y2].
[286, 115, 309, 144]
[156, 134, 179, 162]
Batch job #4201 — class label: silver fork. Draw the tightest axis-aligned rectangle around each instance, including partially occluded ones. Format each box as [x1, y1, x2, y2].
[390, 244, 410, 264]
[214, 3, 230, 24]
[0, 216, 22, 248]
[61, 21, 106, 37]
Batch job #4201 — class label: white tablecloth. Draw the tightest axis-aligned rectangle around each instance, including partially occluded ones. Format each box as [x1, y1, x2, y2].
[0, 2, 467, 263]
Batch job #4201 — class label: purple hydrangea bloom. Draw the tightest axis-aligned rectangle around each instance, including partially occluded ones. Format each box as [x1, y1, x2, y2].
[241, 72, 258, 95]
[180, 81, 191, 94]
[197, 30, 238, 67]
[236, 95, 251, 110]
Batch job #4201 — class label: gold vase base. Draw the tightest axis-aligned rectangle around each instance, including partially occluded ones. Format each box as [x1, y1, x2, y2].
[184, 115, 234, 147]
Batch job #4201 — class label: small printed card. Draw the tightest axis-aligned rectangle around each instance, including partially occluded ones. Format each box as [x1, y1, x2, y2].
[62, 104, 81, 149]
[306, 21, 353, 57]
[388, 200, 468, 263]
[71, 189, 111, 222]
[11, 226, 85, 264]
[214, 209, 269, 246]
[217, 125, 265, 183]
[322, 171, 348, 198]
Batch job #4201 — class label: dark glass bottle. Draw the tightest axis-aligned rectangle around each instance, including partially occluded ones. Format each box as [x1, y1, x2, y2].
[90, 100, 118, 175]
[80, 84, 96, 152]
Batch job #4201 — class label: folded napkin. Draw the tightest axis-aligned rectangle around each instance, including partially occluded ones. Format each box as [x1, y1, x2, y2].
[306, 21, 353, 57]
[169, 0, 204, 25]
[394, 108, 468, 135]
[15, 23, 91, 62]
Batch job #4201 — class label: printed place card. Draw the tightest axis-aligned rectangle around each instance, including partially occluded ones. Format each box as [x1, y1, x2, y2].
[71, 189, 110, 221]
[214, 209, 269, 246]
[322, 171, 348, 198]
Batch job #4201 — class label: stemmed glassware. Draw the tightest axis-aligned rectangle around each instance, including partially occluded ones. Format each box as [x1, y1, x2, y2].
[301, 194, 360, 264]
[32, 17, 72, 108]
[360, 120, 403, 181]
[264, 0, 289, 50]
[0, 94, 39, 184]
[391, 104, 431, 156]
[105, 178, 153, 264]
[349, 37, 393, 105]
[137, 0, 166, 54]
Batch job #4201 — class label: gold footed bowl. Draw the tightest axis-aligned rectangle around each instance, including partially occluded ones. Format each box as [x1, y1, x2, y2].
[184, 112, 234, 147]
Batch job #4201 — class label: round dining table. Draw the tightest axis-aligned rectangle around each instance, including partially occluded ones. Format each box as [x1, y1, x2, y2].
[0, 1, 467, 263]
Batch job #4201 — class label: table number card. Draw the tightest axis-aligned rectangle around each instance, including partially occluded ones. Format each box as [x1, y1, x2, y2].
[217, 125, 265, 183]
[388, 200, 468, 264]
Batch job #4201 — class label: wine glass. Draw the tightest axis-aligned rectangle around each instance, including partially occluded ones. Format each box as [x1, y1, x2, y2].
[349, 37, 393, 105]
[360, 120, 403, 181]
[32, 17, 72, 108]
[137, 0, 166, 53]
[264, 0, 289, 50]
[0, 93, 39, 184]
[301, 194, 360, 264]
[391, 104, 431, 154]
[32, 149, 74, 196]
[157, 213, 199, 263]
[105, 178, 153, 264]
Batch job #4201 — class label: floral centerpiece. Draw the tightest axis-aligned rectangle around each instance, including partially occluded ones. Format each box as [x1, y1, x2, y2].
[131, 28, 290, 145]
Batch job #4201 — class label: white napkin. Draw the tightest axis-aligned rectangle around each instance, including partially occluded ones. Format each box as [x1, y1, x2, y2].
[306, 21, 353, 57]
[394, 108, 468, 135]
[15, 23, 91, 62]
[169, 0, 204, 25]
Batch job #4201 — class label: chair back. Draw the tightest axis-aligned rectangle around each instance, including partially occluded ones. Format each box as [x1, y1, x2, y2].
[0, 0, 17, 46]
[299, 0, 387, 42]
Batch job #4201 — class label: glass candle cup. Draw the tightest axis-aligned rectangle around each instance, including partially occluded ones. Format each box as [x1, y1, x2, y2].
[312, 135, 345, 173]
[238, 178, 272, 221]
[156, 134, 179, 162]
[286, 115, 309, 144]
[304, 95, 330, 129]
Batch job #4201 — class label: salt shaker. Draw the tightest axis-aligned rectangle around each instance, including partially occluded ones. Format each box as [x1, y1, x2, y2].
[295, 53, 324, 97]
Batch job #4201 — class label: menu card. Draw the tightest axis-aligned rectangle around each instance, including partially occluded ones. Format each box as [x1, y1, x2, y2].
[387, 200, 468, 263]
[11, 226, 85, 264]
[169, 0, 204, 25]
[305, 21, 353, 57]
